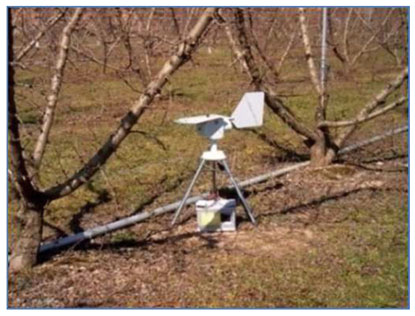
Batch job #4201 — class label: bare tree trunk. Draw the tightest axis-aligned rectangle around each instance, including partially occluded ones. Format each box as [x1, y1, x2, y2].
[9, 200, 45, 273]
[299, 7, 334, 167]
[9, 8, 217, 272]
[8, 13, 37, 203]
[8, 8, 47, 272]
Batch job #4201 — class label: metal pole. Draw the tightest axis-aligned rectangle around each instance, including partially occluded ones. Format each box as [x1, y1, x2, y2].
[338, 126, 408, 155]
[171, 158, 206, 225]
[221, 159, 256, 225]
[212, 161, 217, 197]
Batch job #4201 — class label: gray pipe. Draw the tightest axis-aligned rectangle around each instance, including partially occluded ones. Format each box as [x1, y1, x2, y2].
[39, 193, 210, 253]
[338, 126, 408, 155]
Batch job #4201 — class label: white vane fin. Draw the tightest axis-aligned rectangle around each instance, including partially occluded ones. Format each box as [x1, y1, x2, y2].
[231, 92, 264, 128]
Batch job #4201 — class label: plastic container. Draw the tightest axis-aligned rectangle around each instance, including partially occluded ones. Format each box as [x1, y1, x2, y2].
[196, 198, 236, 232]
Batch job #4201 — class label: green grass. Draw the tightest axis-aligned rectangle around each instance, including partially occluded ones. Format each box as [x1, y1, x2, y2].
[183, 195, 407, 307]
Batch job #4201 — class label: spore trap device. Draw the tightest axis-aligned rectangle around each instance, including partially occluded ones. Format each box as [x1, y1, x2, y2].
[171, 92, 265, 230]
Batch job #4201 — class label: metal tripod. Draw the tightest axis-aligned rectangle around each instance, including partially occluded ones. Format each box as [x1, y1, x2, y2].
[171, 157, 257, 226]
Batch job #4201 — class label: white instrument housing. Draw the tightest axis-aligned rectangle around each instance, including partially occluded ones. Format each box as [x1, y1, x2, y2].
[175, 92, 264, 141]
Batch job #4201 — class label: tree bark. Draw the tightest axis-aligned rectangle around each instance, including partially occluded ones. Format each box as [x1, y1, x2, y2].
[309, 139, 336, 166]
[299, 8, 334, 167]
[32, 8, 83, 169]
[9, 200, 45, 273]
[8, 9, 37, 200]
[8, 8, 48, 273]
[298, 8, 322, 96]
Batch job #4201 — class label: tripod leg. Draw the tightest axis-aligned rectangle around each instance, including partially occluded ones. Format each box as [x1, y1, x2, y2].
[171, 159, 206, 226]
[212, 161, 217, 197]
[221, 159, 257, 225]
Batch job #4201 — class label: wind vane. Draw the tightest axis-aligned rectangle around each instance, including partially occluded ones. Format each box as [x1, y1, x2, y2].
[171, 92, 265, 228]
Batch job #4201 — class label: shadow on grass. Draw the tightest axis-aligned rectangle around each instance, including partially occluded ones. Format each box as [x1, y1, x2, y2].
[36, 181, 292, 264]
[257, 186, 403, 221]
[69, 189, 112, 234]
[251, 130, 309, 163]
[38, 228, 222, 264]
[38, 173, 398, 265]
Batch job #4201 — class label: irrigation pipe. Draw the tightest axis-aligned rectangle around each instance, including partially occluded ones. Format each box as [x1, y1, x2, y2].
[39, 125, 407, 253]
[337, 125, 408, 155]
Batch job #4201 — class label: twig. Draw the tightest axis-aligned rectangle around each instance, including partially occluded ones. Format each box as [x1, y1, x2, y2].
[15, 9, 67, 62]
[130, 130, 167, 151]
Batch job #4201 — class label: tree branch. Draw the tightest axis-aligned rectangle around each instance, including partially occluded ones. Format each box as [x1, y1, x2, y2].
[245, 9, 279, 83]
[15, 9, 67, 62]
[342, 8, 353, 64]
[32, 8, 83, 169]
[43, 8, 218, 200]
[276, 30, 296, 73]
[298, 7, 322, 96]
[334, 67, 408, 147]
[298, 7, 330, 137]
[319, 96, 407, 128]
[350, 8, 394, 66]
[218, 8, 318, 142]
[8, 9, 39, 200]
